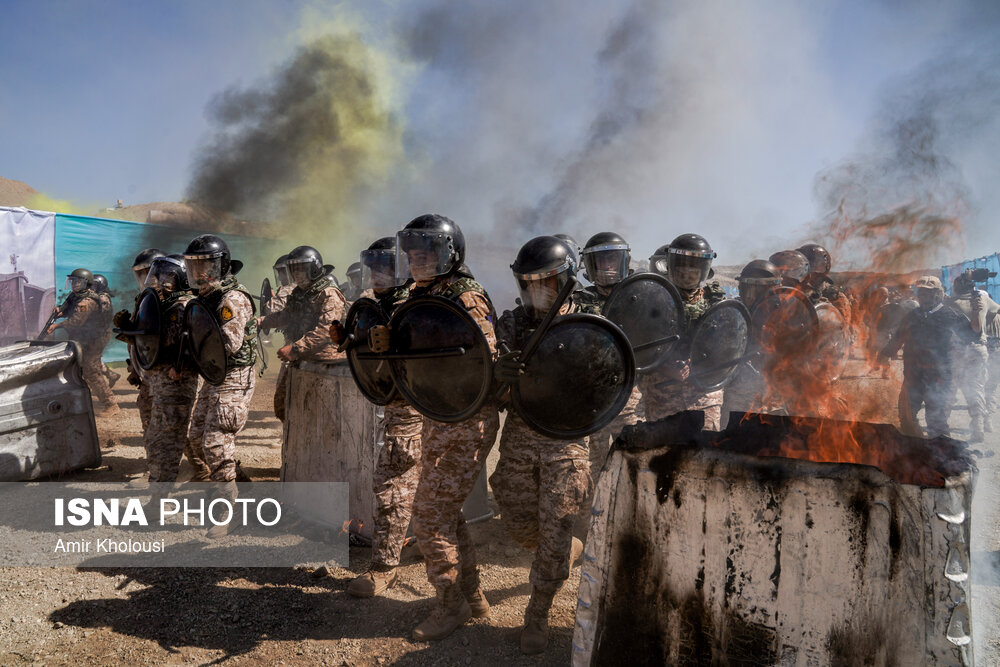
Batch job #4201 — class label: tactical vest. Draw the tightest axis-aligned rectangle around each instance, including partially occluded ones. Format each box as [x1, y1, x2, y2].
[376, 284, 411, 316]
[203, 278, 258, 368]
[416, 275, 497, 328]
[575, 286, 607, 314]
[681, 282, 726, 327]
[283, 271, 339, 342]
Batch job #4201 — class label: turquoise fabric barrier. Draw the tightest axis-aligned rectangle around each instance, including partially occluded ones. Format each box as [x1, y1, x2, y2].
[941, 253, 1000, 301]
[54, 214, 286, 362]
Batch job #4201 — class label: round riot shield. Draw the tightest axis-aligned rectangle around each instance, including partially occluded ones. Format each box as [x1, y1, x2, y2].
[689, 300, 751, 391]
[345, 297, 396, 405]
[387, 296, 492, 422]
[809, 302, 850, 382]
[260, 277, 273, 316]
[133, 288, 162, 371]
[511, 314, 635, 439]
[183, 299, 228, 386]
[601, 272, 683, 373]
[750, 286, 818, 353]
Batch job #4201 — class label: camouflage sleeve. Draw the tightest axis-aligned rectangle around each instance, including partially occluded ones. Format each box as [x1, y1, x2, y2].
[65, 297, 96, 327]
[294, 287, 347, 356]
[458, 290, 498, 356]
[259, 305, 291, 331]
[219, 290, 253, 355]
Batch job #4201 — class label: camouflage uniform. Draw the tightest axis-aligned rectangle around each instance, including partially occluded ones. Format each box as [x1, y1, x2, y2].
[359, 285, 424, 567]
[409, 275, 500, 594]
[59, 289, 117, 408]
[490, 303, 591, 604]
[187, 277, 258, 482]
[259, 271, 346, 421]
[96, 292, 119, 386]
[144, 291, 199, 482]
[640, 282, 727, 429]
[136, 379, 153, 431]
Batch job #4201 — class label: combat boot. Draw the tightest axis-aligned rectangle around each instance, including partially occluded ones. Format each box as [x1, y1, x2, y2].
[520, 587, 556, 655]
[184, 443, 212, 482]
[347, 565, 398, 598]
[204, 481, 238, 540]
[461, 568, 490, 618]
[412, 583, 472, 641]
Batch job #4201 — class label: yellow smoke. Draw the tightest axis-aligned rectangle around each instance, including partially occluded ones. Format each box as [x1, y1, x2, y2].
[26, 192, 99, 216]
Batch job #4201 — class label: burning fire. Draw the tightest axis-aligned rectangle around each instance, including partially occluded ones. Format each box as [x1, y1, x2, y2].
[734, 205, 965, 484]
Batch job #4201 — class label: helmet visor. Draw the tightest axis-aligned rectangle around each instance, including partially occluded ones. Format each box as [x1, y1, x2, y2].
[668, 252, 712, 290]
[361, 248, 399, 291]
[649, 254, 670, 277]
[145, 257, 184, 294]
[65, 276, 88, 293]
[183, 255, 223, 290]
[133, 266, 151, 291]
[396, 230, 453, 282]
[739, 277, 780, 308]
[516, 273, 570, 321]
[582, 247, 629, 287]
[286, 259, 315, 288]
[273, 264, 291, 287]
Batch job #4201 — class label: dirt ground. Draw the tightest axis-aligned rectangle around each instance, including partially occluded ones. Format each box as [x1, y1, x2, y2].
[1, 357, 998, 666]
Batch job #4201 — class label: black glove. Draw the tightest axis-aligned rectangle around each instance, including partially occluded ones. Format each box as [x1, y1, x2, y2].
[494, 350, 525, 385]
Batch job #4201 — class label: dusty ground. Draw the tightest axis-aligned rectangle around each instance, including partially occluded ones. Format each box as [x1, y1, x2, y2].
[0, 356, 998, 665]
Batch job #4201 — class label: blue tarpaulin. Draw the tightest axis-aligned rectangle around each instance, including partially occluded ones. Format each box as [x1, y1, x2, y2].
[941, 253, 1000, 301]
[54, 214, 285, 362]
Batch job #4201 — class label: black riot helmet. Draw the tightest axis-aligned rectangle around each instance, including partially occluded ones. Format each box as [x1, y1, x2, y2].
[272, 254, 291, 287]
[511, 236, 576, 320]
[769, 250, 810, 287]
[92, 274, 109, 294]
[183, 234, 231, 290]
[797, 243, 832, 277]
[361, 236, 403, 291]
[737, 259, 782, 307]
[649, 244, 671, 278]
[396, 213, 465, 283]
[145, 254, 189, 294]
[667, 233, 716, 291]
[132, 248, 165, 290]
[286, 245, 325, 288]
[581, 232, 630, 288]
[66, 268, 93, 293]
[553, 233, 581, 273]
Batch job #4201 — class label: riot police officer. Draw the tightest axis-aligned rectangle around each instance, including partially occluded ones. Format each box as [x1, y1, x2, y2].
[490, 236, 591, 654]
[369, 214, 500, 641]
[48, 268, 119, 414]
[797, 243, 853, 324]
[721, 259, 782, 426]
[768, 249, 811, 289]
[648, 244, 671, 279]
[573, 232, 644, 473]
[258, 245, 346, 422]
[115, 248, 166, 429]
[91, 273, 121, 389]
[183, 234, 258, 538]
[265, 253, 295, 317]
[641, 233, 727, 428]
[343, 237, 424, 599]
[341, 261, 364, 302]
[141, 255, 201, 482]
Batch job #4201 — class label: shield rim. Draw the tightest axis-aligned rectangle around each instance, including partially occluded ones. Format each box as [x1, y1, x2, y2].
[600, 271, 683, 374]
[750, 285, 818, 345]
[812, 301, 850, 382]
[690, 299, 752, 392]
[134, 287, 162, 371]
[183, 297, 228, 386]
[387, 295, 493, 423]
[260, 277, 273, 316]
[345, 297, 397, 405]
[511, 313, 636, 439]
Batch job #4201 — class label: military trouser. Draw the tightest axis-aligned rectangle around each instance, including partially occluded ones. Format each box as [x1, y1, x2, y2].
[640, 374, 724, 431]
[490, 413, 590, 594]
[412, 404, 499, 591]
[986, 341, 1000, 416]
[187, 366, 255, 482]
[952, 344, 988, 434]
[144, 367, 199, 482]
[80, 340, 116, 408]
[273, 362, 288, 422]
[137, 379, 153, 432]
[372, 400, 423, 567]
[900, 371, 952, 438]
[586, 385, 643, 475]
